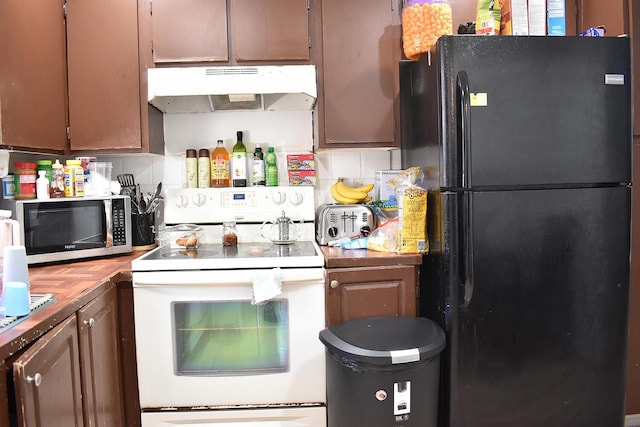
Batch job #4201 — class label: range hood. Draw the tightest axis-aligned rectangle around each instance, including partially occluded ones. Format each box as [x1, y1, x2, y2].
[147, 65, 317, 113]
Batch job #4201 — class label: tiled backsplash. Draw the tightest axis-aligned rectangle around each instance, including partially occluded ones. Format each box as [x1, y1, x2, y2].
[8, 110, 402, 210]
[98, 149, 401, 208]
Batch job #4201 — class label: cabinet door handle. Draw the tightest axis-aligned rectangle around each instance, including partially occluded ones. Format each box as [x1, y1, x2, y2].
[25, 373, 42, 387]
[330, 279, 340, 289]
[83, 318, 95, 327]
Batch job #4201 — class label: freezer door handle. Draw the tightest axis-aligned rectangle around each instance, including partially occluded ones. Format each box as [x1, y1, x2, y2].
[457, 71, 472, 189]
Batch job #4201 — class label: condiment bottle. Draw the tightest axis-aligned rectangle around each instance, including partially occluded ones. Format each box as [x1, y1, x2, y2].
[198, 148, 211, 188]
[252, 144, 266, 186]
[13, 162, 37, 200]
[65, 159, 84, 197]
[222, 221, 238, 246]
[231, 131, 247, 187]
[265, 147, 278, 187]
[211, 139, 230, 187]
[36, 170, 50, 200]
[51, 159, 66, 198]
[186, 149, 198, 188]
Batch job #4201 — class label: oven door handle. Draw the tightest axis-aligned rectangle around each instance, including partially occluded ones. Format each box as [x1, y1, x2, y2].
[132, 270, 325, 287]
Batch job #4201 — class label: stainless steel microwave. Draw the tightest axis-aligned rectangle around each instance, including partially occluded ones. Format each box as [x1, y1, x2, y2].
[15, 195, 132, 264]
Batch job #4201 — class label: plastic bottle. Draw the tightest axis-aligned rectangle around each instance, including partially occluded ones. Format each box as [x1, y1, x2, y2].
[51, 159, 65, 198]
[265, 147, 278, 187]
[65, 159, 84, 197]
[36, 170, 50, 200]
[231, 131, 248, 187]
[186, 149, 198, 188]
[198, 148, 210, 188]
[211, 139, 230, 187]
[252, 144, 266, 186]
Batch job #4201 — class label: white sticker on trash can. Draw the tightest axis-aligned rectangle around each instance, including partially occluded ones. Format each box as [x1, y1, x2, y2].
[391, 348, 420, 364]
[394, 381, 411, 415]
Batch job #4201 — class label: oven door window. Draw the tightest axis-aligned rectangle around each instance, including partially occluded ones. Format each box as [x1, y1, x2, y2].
[22, 200, 107, 255]
[172, 300, 289, 376]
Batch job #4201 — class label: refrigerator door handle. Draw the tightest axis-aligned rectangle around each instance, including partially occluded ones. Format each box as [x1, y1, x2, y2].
[456, 71, 472, 189]
[457, 71, 474, 307]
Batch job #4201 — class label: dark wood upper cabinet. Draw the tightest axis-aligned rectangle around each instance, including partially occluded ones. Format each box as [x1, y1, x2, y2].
[231, 0, 310, 62]
[0, 0, 68, 153]
[66, 0, 144, 151]
[318, 0, 402, 148]
[151, 0, 228, 63]
[150, 0, 310, 65]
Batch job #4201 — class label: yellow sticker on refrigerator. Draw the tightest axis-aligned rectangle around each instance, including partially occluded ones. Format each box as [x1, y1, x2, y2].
[470, 93, 488, 106]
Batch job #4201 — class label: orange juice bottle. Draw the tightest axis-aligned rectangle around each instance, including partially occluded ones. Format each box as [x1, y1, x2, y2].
[211, 139, 230, 187]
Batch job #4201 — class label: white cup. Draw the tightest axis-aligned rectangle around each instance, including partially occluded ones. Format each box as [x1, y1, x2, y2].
[1, 281, 30, 317]
[3, 245, 29, 288]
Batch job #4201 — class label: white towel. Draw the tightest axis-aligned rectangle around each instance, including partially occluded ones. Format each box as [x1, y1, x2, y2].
[252, 267, 283, 305]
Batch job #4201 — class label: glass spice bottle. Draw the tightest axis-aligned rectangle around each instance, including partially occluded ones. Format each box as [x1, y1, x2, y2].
[222, 221, 238, 246]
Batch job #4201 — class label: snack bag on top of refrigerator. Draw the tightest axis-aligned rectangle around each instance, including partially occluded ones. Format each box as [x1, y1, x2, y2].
[476, 0, 502, 35]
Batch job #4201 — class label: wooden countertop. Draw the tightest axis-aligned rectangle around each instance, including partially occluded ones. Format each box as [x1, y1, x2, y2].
[0, 251, 143, 361]
[321, 246, 423, 268]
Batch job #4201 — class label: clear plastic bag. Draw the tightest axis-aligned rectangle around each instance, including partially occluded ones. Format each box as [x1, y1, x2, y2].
[402, 0, 453, 60]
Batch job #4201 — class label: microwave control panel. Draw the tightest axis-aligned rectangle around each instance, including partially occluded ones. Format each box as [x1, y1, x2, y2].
[111, 197, 128, 246]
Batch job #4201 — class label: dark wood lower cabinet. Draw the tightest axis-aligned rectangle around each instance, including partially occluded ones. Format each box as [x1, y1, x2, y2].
[13, 315, 84, 427]
[7, 284, 128, 427]
[325, 264, 418, 327]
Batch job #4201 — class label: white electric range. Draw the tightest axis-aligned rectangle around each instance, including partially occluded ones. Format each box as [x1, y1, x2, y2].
[131, 186, 326, 427]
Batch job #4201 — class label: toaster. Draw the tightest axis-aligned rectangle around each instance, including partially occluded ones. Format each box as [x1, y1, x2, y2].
[316, 204, 376, 245]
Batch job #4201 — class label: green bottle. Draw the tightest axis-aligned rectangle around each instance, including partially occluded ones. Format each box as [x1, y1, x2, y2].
[231, 131, 247, 187]
[265, 147, 278, 187]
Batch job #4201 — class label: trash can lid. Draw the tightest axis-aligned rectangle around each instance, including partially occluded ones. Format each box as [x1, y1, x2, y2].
[319, 316, 446, 366]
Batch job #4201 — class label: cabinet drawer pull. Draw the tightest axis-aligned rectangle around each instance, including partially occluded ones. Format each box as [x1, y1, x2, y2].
[26, 373, 42, 387]
[84, 318, 95, 327]
[330, 279, 339, 289]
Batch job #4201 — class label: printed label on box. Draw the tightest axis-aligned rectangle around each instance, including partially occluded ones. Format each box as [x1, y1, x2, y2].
[286, 154, 315, 171]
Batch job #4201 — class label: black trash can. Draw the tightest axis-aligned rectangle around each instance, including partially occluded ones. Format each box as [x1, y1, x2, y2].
[319, 316, 445, 427]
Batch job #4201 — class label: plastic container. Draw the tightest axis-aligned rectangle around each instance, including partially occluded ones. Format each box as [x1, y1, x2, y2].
[186, 149, 198, 188]
[36, 170, 50, 200]
[158, 224, 202, 250]
[402, 0, 453, 60]
[13, 162, 37, 200]
[2, 175, 14, 200]
[88, 162, 113, 196]
[36, 160, 53, 184]
[64, 159, 84, 197]
[51, 159, 66, 198]
[319, 316, 445, 427]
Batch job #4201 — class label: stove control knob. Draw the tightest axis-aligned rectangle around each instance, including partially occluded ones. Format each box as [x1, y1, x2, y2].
[328, 226, 339, 237]
[271, 191, 286, 205]
[289, 192, 304, 206]
[193, 193, 206, 207]
[176, 194, 189, 208]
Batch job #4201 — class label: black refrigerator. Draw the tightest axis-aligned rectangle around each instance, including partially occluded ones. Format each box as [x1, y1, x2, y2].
[400, 35, 631, 427]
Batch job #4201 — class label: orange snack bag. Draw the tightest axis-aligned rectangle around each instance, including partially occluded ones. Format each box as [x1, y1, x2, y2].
[402, 0, 453, 60]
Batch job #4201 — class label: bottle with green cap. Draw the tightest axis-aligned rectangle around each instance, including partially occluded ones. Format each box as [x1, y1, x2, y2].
[265, 147, 278, 187]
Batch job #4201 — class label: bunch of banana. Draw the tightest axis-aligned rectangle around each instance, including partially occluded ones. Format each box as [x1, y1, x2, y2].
[330, 178, 374, 204]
